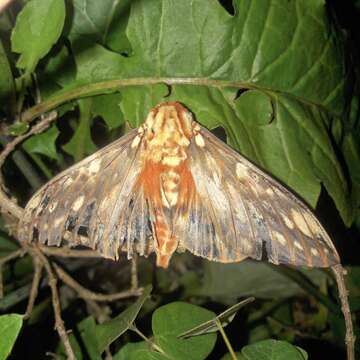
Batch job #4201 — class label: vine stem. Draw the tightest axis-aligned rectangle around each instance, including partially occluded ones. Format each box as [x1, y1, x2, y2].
[215, 319, 237, 360]
[130, 324, 168, 356]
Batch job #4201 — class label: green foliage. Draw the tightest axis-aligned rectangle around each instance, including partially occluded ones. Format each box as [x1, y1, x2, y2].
[22, 125, 60, 160]
[241, 339, 307, 360]
[0, 40, 15, 116]
[0, 0, 359, 359]
[220, 340, 308, 360]
[0, 314, 23, 360]
[11, 0, 65, 74]
[96, 285, 152, 352]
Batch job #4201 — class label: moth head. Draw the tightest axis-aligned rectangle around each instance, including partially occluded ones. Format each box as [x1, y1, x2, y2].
[144, 102, 194, 142]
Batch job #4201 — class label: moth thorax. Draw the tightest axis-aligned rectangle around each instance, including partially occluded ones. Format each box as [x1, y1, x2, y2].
[144, 103, 192, 166]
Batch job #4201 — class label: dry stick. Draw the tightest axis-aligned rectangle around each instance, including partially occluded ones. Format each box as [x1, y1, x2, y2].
[332, 264, 355, 360]
[24, 255, 43, 318]
[0, 248, 27, 265]
[32, 248, 76, 360]
[53, 263, 143, 302]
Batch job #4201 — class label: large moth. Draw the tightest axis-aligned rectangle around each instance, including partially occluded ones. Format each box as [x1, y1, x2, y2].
[18, 102, 340, 269]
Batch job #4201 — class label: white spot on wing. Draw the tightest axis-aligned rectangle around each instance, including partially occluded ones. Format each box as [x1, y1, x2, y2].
[72, 195, 84, 211]
[195, 133, 205, 147]
[48, 201, 58, 213]
[311, 248, 319, 256]
[131, 135, 141, 148]
[54, 216, 64, 228]
[294, 241, 304, 251]
[236, 162, 248, 180]
[63, 177, 73, 187]
[281, 213, 294, 229]
[28, 193, 43, 209]
[274, 231, 287, 246]
[291, 209, 312, 237]
[302, 212, 322, 236]
[88, 158, 102, 173]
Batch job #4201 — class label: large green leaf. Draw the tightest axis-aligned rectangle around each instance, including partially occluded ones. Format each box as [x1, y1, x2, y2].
[0, 314, 23, 360]
[91, 93, 124, 130]
[241, 339, 307, 360]
[152, 302, 217, 360]
[68, 0, 132, 53]
[68, 0, 354, 224]
[22, 125, 60, 160]
[62, 98, 97, 161]
[193, 260, 327, 303]
[11, 0, 66, 74]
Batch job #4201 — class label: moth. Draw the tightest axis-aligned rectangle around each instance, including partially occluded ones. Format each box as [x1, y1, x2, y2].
[18, 102, 340, 269]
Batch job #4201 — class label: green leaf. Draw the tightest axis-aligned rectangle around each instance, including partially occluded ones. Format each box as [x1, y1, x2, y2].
[152, 302, 217, 360]
[221, 353, 245, 360]
[194, 260, 327, 303]
[241, 339, 307, 360]
[69, 0, 355, 224]
[68, 0, 132, 53]
[11, 0, 66, 74]
[179, 298, 255, 338]
[91, 93, 124, 130]
[22, 125, 60, 160]
[39, 43, 76, 96]
[127, 350, 169, 360]
[62, 98, 97, 161]
[77, 317, 101, 360]
[0, 39, 15, 116]
[95, 285, 152, 353]
[119, 85, 169, 127]
[113, 342, 149, 360]
[0, 314, 23, 360]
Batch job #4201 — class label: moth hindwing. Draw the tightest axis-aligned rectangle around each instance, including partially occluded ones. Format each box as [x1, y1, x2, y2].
[18, 102, 340, 268]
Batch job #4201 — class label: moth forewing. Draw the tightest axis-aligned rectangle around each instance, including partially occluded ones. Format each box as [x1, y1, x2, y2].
[18, 129, 147, 258]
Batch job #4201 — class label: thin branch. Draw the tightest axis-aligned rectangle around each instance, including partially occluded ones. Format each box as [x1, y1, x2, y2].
[32, 248, 75, 360]
[24, 255, 43, 318]
[0, 248, 27, 266]
[53, 263, 143, 302]
[332, 264, 355, 360]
